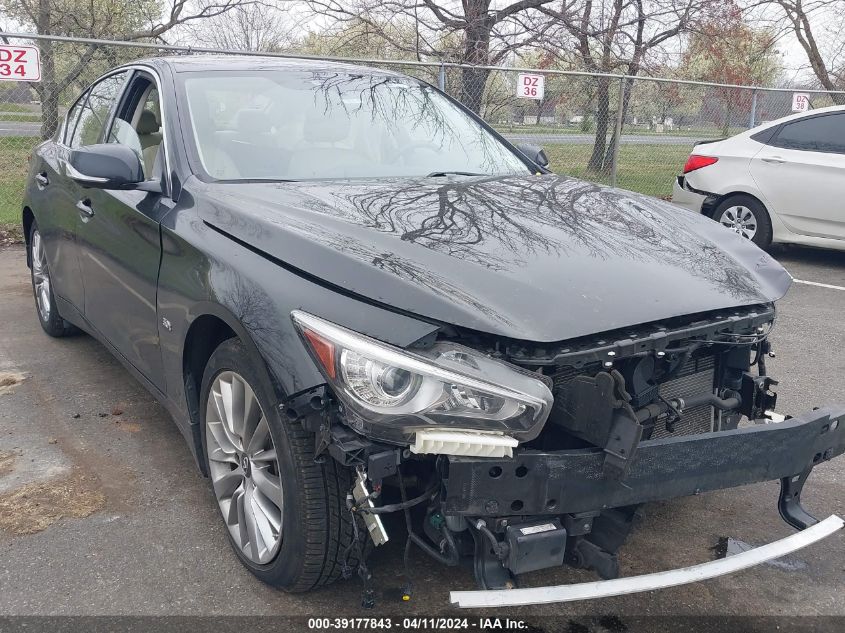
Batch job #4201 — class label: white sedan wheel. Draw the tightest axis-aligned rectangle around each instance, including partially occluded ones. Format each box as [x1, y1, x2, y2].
[718, 205, 758, 241]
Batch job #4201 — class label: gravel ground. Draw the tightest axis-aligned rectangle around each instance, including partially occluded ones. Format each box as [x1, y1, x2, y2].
[0, 244, 842, 630]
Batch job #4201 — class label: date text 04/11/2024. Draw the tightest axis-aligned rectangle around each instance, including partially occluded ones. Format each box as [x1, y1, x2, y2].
[306, 618, 529, 630]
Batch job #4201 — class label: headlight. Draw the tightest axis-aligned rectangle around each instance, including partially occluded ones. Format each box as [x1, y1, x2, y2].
[291, 310, 554, 445]
[339, 350, 420, 407]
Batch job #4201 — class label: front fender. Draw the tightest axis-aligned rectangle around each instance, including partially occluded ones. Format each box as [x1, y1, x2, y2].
[157, 201, 440, 430]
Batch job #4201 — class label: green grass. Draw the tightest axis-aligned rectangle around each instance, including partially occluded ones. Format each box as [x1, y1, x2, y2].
[0, 113, 41, 123]
[0, 102, 38, 113]
[0, 136, 40, 227]
[495, 124, 745, 138]
[545, 142, 690, 198]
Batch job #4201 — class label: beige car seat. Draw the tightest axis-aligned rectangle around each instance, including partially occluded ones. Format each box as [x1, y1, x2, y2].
[137, 110, 162, 176]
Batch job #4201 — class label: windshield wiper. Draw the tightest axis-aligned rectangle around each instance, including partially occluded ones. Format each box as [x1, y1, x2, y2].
[425, 170, 485, 178]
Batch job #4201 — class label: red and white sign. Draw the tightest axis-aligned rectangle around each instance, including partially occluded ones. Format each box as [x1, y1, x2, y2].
[0, 45, 41, 82]
[517, 73, 544, 100]
[791, 92, 810, 112]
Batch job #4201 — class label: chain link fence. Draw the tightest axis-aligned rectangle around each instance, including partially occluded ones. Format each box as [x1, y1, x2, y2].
[1, 32, 843, 230]
[450, 68, 844, 197]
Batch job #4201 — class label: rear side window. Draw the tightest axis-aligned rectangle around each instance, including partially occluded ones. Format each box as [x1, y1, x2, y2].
[749, 126, 778, 145]
[69, 71, 128, 148]
[770, 113, 845, 154]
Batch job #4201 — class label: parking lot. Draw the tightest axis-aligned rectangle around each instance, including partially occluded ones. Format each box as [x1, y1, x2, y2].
[0, 243, 843, 625]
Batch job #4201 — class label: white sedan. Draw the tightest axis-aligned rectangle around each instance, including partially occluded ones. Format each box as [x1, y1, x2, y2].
[672, 105, 845, 250]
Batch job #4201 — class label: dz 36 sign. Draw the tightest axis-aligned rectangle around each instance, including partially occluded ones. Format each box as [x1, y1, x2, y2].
[517, 73, 544, 100]
[0, 46, 41, 82]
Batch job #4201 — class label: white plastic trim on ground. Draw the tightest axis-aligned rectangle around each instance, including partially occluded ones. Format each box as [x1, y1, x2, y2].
[450, 514, 845, 608]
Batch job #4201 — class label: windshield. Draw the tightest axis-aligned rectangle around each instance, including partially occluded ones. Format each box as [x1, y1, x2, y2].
[181, 70, 530, 181]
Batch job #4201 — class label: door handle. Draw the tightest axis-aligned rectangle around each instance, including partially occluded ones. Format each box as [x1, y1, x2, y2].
[35, 172, 49, 188]
[761, 157, 785, 164]
[76, 199, 94, 218]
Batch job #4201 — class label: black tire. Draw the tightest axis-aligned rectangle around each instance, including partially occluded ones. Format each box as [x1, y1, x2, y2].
[200, 338, 357, 592]
[710, 194, 773, 250]
[28, 221, 77, 337]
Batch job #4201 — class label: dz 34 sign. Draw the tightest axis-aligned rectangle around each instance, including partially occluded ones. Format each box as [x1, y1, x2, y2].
[0, 46, 41, 82]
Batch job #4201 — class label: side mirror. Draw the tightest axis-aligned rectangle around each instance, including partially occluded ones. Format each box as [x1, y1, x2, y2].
[516, 143, 550, 169]
[67, 143, 158, 192]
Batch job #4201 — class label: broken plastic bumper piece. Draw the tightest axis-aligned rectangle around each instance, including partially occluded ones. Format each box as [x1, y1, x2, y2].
[411, 429, 519, 458]
[451, 514, 844, 608]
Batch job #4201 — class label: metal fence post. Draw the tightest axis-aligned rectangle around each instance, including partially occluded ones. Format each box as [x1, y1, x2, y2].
[438, 64, 446, 92]
[610, 76, 625, 189]
[749, 89, 758, 128]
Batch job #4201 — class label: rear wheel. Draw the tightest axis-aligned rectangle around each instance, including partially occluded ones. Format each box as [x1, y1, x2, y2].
[711, 195, 772, 249]
[28, 222, 77, 337]
[200, 338, 357, 591]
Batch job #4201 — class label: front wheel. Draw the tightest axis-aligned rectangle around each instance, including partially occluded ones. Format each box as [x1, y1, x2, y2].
[711, 195, 772, 249]
[200, 338, 357, 591]
[28, 223, 77, 337]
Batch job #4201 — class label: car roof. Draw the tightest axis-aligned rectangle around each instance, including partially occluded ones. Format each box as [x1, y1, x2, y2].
[130, 54, 406, 77]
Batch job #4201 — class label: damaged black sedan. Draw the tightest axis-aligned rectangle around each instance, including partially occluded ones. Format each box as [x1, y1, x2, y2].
[22, 56, 845, 606]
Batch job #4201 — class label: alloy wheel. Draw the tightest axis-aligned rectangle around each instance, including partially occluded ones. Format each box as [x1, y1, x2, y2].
[31, 229, 51, 322]
[205, 370, 283, 564]
[718, 205, 757, 240]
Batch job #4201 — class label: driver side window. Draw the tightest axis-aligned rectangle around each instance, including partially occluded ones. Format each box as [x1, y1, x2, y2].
[69, 72, 128, 148]
[107, 74, 164, 179]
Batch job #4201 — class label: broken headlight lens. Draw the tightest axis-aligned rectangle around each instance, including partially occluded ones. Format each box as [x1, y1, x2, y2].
[291, 310, 554, 445]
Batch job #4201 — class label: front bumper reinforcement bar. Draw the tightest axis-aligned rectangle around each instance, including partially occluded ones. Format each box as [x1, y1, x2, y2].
[442, 407, 845, 519]
[443, 406, 845, 605]
[450, 514, 844, 608]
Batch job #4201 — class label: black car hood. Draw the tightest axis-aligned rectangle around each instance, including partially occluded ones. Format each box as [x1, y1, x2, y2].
[197, 174, 791, 343]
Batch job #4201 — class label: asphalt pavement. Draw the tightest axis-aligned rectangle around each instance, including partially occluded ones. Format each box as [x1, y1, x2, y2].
[0, 121, 39, 137]
[0, 244, 843, 625]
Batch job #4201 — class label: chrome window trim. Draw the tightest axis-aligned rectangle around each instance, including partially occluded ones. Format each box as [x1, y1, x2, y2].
[64, 161, 109, 184]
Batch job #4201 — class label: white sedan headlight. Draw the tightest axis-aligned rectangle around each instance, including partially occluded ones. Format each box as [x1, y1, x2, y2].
[291, 310, 554, 445]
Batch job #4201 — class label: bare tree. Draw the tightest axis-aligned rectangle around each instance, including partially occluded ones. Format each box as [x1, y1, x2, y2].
[1, 0, 261, 138]
[302, 0, 562, 113]
[188, 2, 293, 50]
[754, 0, 845, 103]
[683, 4, 781, 134]
[538, 0, 713, 174]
